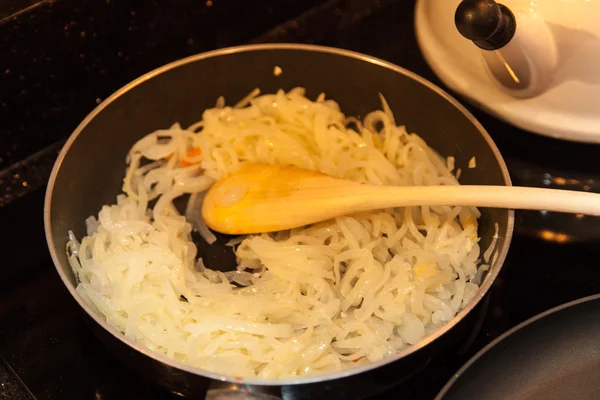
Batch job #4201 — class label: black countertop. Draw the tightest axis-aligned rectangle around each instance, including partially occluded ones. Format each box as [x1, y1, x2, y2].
[2, 0, 600, 399]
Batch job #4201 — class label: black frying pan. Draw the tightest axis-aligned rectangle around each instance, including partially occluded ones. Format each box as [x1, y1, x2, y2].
[44, 44, 513, 399]
[436, 293, 600, 400]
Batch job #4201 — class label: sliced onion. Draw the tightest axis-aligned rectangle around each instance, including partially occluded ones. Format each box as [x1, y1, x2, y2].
[85, 216, 99, 235]
[185, 191, 217, 244]
[226, 236, 245, 247]
[223, 270, 255, 286]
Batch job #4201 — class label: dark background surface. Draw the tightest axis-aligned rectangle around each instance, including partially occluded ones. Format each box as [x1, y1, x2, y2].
[2, 0, 600, 398]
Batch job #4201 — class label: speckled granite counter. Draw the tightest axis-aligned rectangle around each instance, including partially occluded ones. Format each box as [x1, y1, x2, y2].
[3, 0, 600, 399]
[0, 361, 30, 399]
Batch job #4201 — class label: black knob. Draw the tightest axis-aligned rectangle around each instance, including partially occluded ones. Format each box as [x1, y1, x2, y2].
[455, 0, 516, 50]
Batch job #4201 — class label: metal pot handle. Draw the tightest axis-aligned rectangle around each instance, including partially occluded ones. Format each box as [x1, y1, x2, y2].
[206, 381, 282, 400]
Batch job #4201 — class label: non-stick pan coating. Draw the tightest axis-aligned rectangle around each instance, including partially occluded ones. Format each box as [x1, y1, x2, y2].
[437, 293, 600, 400]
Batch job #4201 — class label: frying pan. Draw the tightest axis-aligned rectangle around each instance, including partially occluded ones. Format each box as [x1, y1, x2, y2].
[436, 293, 600, 400]
[44, 44, 514, 399]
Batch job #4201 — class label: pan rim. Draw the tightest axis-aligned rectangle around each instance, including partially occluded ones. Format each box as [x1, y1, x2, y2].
[43, 43, 515, 386]
[434, 292, 600, 399]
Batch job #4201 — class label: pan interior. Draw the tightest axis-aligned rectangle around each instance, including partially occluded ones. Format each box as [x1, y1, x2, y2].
[46, 45, 512, 384]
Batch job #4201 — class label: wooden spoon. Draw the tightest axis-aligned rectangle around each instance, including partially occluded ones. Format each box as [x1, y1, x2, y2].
[201, 163, 600, 234]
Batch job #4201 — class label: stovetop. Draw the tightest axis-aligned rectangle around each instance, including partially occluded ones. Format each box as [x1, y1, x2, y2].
[2, 0, 600, 399]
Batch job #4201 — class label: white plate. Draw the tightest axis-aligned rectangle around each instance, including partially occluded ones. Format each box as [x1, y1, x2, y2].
[415, 0, 600, 144]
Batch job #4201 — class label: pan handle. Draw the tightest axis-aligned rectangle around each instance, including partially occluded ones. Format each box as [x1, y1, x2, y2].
[206, 381, 282, 400]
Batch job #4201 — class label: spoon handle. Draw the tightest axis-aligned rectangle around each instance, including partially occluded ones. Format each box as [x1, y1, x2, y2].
[367, 185, 600, 216]
[202, 162, 600, 235]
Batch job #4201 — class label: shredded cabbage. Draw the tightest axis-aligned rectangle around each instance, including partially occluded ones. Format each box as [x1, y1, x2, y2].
[67, 88, 485, 379]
